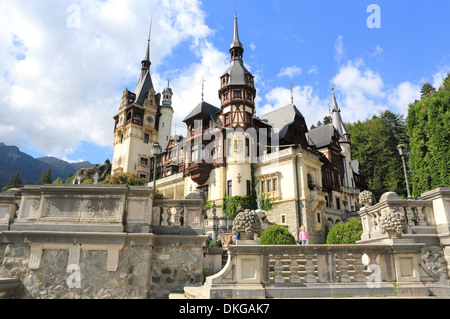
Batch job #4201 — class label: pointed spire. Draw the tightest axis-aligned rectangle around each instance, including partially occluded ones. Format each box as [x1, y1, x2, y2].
[229, 7, 244, 61]
[331, 85, 340, 112]
[141, 15, 152, 71]
[231, 9, 242, 49]
[330, 85, 350, 142]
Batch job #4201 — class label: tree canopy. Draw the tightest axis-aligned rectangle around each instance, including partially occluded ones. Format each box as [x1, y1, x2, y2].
[407, 74, 450, 197]
[2, 172, 23, 192]
[345, 110, 409, 200]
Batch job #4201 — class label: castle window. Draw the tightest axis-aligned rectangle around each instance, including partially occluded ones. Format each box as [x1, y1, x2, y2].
[224, 114, 230, 126]
[120, 135, 124, 144]
[245, 138, 250, 156]
[246, 180, 251, 196]
[140, 157, 149, 166]
[227, 180, 232, 196]
[144, 134, 149, 144]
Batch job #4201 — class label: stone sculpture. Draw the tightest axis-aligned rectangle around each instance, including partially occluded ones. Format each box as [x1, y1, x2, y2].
[73, 162, 111, 184]
[379, 210, 408, 238]
[232, 210, 263, 240]
[359, 190, 376, 208]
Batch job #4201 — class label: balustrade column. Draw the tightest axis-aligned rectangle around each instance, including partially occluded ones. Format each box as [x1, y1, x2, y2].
[273, 255, 284, 284]
[289, 254, 301, 283]
[353, 253, 366, 282]
[337, 253, 351, 283]
[304, 253, 317, 283]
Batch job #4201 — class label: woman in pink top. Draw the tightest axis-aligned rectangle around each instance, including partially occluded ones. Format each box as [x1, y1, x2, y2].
[298, 225, 309, 245]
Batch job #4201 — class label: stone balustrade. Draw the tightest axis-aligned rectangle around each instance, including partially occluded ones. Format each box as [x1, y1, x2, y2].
[186, 242, 448, 299]
[358, 192, 436, 244]
[152, 198, 205, 235]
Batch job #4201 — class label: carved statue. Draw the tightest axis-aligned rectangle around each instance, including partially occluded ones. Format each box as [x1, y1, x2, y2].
[359, 190, 376, 208]
[379, 210, 408, 238]
[232, 210, 263, 240]
[73, 162, 111, 185]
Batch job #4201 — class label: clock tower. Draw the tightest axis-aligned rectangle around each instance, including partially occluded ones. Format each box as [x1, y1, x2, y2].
[112, 28, 161, 180]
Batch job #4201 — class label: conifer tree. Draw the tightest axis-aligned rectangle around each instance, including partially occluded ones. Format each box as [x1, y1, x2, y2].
[38, 168, 52, 185]
[2, 172, 23, 192]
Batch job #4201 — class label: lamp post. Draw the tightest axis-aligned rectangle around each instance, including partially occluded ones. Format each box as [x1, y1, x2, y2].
[397, 143, 417, 225]
[152, 142, 162, 191]
[397, 144, 412, 200]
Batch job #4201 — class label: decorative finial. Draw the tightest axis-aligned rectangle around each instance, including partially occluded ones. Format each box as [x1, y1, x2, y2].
[201, 77, 205, 102]
[290, 82, 294, 105]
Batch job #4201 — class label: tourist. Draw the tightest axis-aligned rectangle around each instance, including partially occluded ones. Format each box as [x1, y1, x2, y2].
[236, 206, 244, 216]
[298, 225, 309, 245]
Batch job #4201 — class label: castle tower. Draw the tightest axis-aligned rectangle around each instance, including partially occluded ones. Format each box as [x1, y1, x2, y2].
[218, 10, 256, 130]
[157, 82, 174, 150]
[112, 23, 160, 180]
[220, 10, 255, 197]
[331, 86, 353, 188]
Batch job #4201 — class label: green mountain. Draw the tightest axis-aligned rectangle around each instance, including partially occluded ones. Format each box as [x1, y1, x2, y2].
[0, 142, 94, 189]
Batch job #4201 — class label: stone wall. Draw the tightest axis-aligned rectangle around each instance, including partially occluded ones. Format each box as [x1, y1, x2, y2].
[0, 185, 209, 299]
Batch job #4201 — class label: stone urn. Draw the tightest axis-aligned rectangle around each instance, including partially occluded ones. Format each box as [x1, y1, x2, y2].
[359, 190, 376, 208]
[232, 210, 263, 241]
[379, 210, 408, 238]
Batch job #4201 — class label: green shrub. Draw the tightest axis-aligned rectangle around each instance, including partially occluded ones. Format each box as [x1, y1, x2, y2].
[208, 240, 220, 248]
[100, 172, 146, 186]
[326, 218, 363, 244]
[222, 195, 256, 219]
[260, 224, 297, 245]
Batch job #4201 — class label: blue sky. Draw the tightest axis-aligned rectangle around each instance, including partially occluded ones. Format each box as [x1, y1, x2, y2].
[0, 0, 449, 166]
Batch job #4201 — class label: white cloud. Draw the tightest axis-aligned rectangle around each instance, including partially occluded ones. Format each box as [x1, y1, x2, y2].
[334, 35, 344, 62]
[307, 65, 319, 75]
[332, 58, 422, 121]
[0, 0, 215, 159]
[278, 65, 302, 78]
[249, 42, 256, 51]
[387, 82, 421, 115]
[433, 65, 450, 89]
[368, 45, 383, 57]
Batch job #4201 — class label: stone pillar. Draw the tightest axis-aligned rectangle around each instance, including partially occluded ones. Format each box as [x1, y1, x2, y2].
[419, 188, 450, 275]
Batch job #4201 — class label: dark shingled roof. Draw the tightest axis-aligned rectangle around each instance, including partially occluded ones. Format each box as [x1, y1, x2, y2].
[306, 124, 337, 149]
[133, 70, 154, 106]
[258, 104, 304, 139]
[222, 60, 252, 86]
[183, 101, 221, 123]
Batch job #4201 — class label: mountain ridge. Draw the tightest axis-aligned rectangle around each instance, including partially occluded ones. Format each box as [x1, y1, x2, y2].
[0, 142, 95, 189]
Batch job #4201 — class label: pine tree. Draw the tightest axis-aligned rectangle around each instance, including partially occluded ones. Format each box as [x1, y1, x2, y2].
[38, 168, 52, 185]
[420, 82, 436, 98]
[346, 110, 409, 200]
[2, 172, 23, 192]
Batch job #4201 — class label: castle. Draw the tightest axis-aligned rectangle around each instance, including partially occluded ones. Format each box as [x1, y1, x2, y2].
[111, 10, 366, 243]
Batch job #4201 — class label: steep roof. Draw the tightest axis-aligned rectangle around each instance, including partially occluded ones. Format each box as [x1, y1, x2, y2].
[306, 124, 337, 149]
[259, 104, 304, 139]
[222, 60, 252, 85]
[331, 87, 350, 141]
[183, 101, 221, 123]
[133, 70, 154, 106]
